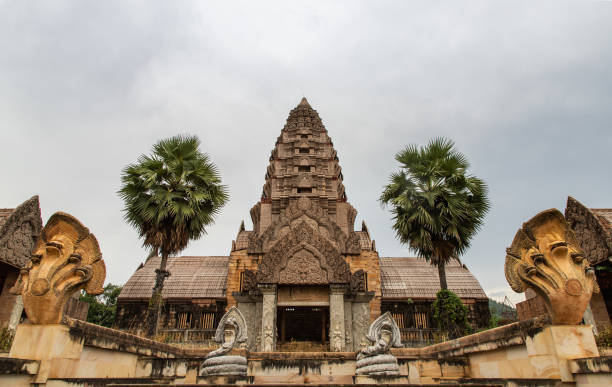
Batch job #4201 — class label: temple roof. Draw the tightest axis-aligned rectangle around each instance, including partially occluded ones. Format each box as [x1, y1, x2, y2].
[118, 255, 487, 301]
[118, 256, 228, 300]
[379, 257, 488, 300]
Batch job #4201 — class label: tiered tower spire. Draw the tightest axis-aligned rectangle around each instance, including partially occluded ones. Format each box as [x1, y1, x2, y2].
[250, 98, 356, 236]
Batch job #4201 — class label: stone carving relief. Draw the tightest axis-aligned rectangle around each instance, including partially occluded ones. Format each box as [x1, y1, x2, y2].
[241, 269, 258, 292]
[248, 197, 360, 255]
[256, 219, 350, 284]
[355, 312, 401, 376]
[0, 196, 42, 269]
[331, 322, 343, 352]
[263, 325, 274, 352]
[505, 209, 599, 325]
[350, 269, 366, 293]
[10, 212, 106, 324]
[200, 306, 248, 376]
[279, 249, 327, 284]
[565, 196, 612, 265]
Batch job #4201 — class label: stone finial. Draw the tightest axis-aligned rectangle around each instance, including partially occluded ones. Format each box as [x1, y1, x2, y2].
[10, 212, 106, 324]
[200, 306, 248, 376]
[505, 209, 599, 325]
[356, 312, 401, 376]
[298, 97, 310, 107]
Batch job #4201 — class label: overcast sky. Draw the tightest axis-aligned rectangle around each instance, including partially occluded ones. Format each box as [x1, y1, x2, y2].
[1, 1, 611, 304]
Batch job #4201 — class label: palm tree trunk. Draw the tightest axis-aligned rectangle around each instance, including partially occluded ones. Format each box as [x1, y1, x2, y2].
[437, 263, 448, 290]
[145, 252, 170, 337]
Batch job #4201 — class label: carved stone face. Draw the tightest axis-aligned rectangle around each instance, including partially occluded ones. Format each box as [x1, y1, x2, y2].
[11, 212, 105, 324]
[223, 324, 236, 344]
[505, 209, 598, 325]
[380, 329, 392, 345]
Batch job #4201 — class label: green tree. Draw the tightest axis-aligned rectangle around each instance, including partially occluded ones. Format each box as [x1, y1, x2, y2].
[79, 284, 122, 327]
[432, 289, 470, 339]
[380, 137, 490, 290]
[119, 135, 228, 336]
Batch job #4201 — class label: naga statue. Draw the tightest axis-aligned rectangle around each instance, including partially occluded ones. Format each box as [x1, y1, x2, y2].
[355, 312, 402, 376]
[505, 209, 599, 325]
[200, 306, 248, 377]
[10, 212, 106, 324]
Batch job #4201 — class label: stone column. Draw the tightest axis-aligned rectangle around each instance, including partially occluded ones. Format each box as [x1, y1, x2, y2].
[329, 284, 347, 352]
[259, 284, 277, 352]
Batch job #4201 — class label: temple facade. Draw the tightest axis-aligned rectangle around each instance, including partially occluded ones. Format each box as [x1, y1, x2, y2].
[117, 98, 490, 350]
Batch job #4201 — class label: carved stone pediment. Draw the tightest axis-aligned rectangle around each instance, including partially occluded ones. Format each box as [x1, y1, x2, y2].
[256, 220, 350, 285]
[248, 197, 360, 255]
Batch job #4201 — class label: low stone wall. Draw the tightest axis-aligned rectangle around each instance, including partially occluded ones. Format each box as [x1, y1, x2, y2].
[0, 317, 610, 386]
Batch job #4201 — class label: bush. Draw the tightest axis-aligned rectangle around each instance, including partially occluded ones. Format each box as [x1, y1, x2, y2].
[596, 327, 612, 348]
[79, 283, 122, 327]
[432, 289, 471, 339]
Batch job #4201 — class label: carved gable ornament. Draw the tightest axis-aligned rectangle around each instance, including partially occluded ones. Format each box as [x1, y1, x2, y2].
[256, 220, 351, 285]
[11, 212, 106, 324]
[0, 196, 42, 269]
[504, 209, 598, 325]
[248, 197, 360, 255]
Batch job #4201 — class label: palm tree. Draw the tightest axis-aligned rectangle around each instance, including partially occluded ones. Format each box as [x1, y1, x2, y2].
[119, 135, 228, 336]
[380, 137, 489, 290]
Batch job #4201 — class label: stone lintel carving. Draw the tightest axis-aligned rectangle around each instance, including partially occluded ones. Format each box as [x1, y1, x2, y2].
[10, 212, 106, 324]
[256, 219, 350, 285]
[356, 312, 401, 376]
[200, 306, 248, 376]
[504, 209, 599, 325]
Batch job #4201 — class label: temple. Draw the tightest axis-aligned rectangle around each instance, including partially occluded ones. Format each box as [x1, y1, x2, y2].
[116, 98, 490, 350]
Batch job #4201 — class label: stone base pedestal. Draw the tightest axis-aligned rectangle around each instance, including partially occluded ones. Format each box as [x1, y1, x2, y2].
[353, 374, 410, 384]
[526, 325, 599, 382]
[9, 323, 83, 360]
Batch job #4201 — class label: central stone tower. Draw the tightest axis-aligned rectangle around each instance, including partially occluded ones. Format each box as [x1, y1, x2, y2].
[251, 97, 357, 236]
[228, 98, 381, 352]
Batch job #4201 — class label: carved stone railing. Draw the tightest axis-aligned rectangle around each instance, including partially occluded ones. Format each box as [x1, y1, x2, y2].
[400, 328, 445, 347]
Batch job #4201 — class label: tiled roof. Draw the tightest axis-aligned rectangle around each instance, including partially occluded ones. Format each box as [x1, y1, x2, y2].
[118, 256, 229, 300]
[592, 209, 612, 232]
[379, 257, 487, 300]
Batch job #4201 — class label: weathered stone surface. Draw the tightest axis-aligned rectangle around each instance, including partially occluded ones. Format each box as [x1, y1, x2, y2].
[260, 284, 277, 352]
[10, 212, 105, 325]
[505, 209, 598, 324]
[330, 284, 346, 351]
[0, 196, 42, 270]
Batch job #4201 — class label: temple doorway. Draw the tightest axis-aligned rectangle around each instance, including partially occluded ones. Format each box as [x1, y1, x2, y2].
[277, 306, 329, 346]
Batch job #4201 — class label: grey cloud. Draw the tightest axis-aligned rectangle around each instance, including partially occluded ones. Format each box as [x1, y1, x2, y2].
[1, 1, 611, 301]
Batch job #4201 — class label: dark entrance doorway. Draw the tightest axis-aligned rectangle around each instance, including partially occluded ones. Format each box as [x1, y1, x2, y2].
[277, 306, 329, 343]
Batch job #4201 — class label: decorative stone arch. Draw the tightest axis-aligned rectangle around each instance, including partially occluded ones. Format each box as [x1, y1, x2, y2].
[278, 242, 334, 285]
[256, 220, 350, 285]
